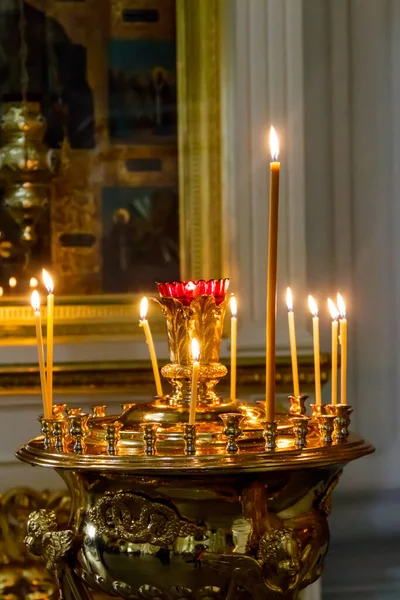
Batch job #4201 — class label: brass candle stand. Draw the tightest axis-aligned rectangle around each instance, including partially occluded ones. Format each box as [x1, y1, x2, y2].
[16, 280, 374, 600]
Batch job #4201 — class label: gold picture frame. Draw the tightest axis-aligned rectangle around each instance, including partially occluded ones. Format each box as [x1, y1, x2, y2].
[0, 0, 224, 343]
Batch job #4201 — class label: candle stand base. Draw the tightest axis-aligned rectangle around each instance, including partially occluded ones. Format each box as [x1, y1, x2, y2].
[17, 399, 373, 600]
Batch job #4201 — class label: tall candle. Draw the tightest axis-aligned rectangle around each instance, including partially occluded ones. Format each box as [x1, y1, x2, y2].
[139, 297, 163, 397]
[328, 298, 340, 405]
[189, 338, 200, 425]
[230, 295, 237, 402]
[265, 126, 280, 422]
[42, 269, 54, 416]
[337, 293, 347, 405]
[31, 291, 49, 418]
[308, 295, 322, 405]
[286, 287, 300, 397]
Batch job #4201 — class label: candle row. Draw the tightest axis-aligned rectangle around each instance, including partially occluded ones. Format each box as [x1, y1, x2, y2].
[287, 289, 347, 406]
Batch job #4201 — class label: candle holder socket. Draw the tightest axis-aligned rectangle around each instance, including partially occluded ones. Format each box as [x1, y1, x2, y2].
[315, 415, 335, 445]
[326, 404, 353, 441]
[91, 405, 107, 418]
[38, 417, 54, 450]
[66, 408, 83, 417]
[289, 394, 309, 417]
[142, 423, 159, 456]
[219, 412, 245, 454]
[290, 416, 309, 449]
[52, 404, 67, 419]
[121, 403, 136, 413]
[183, 423, 197, 455]
[68, 414, 90, 455]
[263, 421, 278, 451]
[103, 422, 123, 455]
[52, 420, 67, 452]
[310, 404, 326, 418]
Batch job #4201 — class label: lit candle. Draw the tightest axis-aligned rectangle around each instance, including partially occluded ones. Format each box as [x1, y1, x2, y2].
[328, 298, 340, 405]
[30, 277, 38, 288]
[9, 277, 17, 289]
[230, 295, 237, 402]
[42, 270, 54, 415]
[286, 287, 300, 397]
[0, 287, 3, 297]
[265, 125, 280, 422]
[31, 291, 49, 418]
[189, 338, 200, 425]
[337, 293, 347, 405]
[139, 297, 163, 397]
[308, 295, 322, 405]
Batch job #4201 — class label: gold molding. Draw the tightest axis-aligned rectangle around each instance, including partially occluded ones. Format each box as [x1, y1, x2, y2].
[0, 354, 330, 396]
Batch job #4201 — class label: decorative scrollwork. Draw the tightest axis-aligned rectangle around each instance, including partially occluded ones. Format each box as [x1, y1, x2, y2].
[88, 492, 204, 547]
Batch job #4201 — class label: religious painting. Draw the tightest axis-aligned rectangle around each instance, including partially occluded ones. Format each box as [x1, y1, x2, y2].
[0, 0, 224, 341]
[101, 186, 179, 293]
[108, 39, 177, 145]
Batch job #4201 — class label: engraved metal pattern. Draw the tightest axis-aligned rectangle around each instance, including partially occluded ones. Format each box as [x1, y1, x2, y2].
[87, 492, 202, 546]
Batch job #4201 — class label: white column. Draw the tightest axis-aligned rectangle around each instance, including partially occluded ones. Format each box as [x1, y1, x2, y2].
[222, 0, 311, 354]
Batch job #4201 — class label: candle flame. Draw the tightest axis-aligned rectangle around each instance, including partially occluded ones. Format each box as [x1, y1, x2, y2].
[308, 295, 318, 317]
[140, 296, 148, 320]
[42, 269, 54, 294]
[0, 287, 3, 297]
[31, 290, 41, 312]
[337, 293, 346, 318]
[191, 338, 200, 362]
[230, 295, 237, 317]
[270, 126, 279, 161]
[9, 277, 17, 288]
[286, 287, 293, 312]
[328, 298, 340, 320]
[29, 277, 38, 288]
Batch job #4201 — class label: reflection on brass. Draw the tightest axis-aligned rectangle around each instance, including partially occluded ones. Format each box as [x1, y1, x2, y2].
[38, 417, 54, 450]
[67, 414, 90, 455]
[326, 404, 353, 441]
[289, 395, 308, 416]
[290, 416, 309, 449]
[263, 421, 278, 451]
[219, 412, 244, 454]
[103, 422, 122, 456]
[157, 295, 228, 405]
[315, 415, 335, 445]
[183, 423, 197, 455]
[142, 423, 159, 456]
[52, 421, 67, 453]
